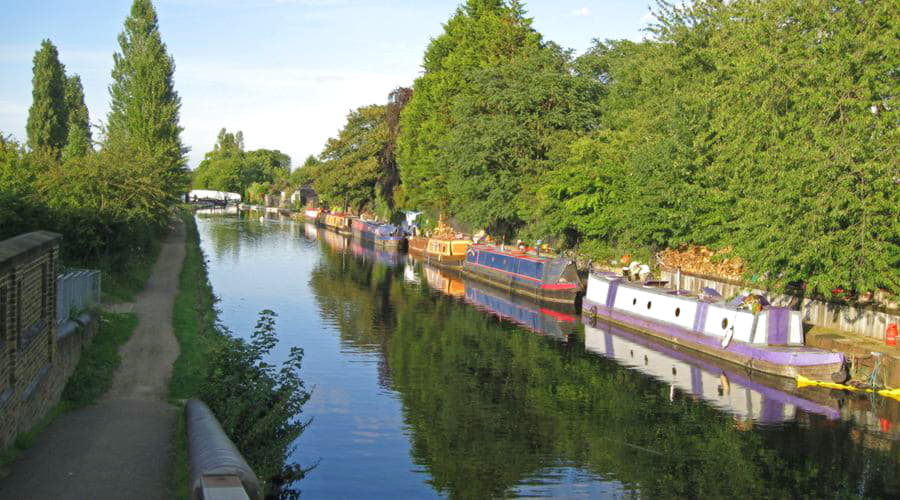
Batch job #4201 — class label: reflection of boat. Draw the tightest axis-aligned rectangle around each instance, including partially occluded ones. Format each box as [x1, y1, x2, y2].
[582, 272, 843, 379]
[319, 226, 350, 252]
[423, 264, 465, 297]
[351, 219, 406, 249]
[323, 212, 354, 235]
[463, 245, 583, 305]
[583, 318, 841, 424]
[349, 240, 402, 267]
[464, 278, 577, 340]
[303, 222, 318, 241]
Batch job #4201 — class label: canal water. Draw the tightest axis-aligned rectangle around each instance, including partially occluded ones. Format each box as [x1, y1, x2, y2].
[196, 213, 900, 498]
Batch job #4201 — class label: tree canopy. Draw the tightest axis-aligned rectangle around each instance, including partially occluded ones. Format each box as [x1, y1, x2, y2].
[191, 128, 291, 199]
[107, 0, 188, 200]
[26, 39, 68, 154]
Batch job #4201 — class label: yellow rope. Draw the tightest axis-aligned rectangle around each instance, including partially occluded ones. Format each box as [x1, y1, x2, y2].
[796, 375, 900, 402]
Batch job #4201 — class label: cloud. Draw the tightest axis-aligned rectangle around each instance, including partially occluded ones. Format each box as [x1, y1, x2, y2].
[572, 7, 590, 17]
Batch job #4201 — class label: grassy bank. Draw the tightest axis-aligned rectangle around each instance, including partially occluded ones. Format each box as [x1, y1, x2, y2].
[0, 311, 138, 466]
[169, 208, 226, 498]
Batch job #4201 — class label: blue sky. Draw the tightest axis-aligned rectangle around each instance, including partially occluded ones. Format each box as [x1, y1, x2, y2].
[1, 1, 657, 168]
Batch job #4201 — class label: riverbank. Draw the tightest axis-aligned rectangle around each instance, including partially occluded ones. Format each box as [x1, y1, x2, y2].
[169, 208, 228, 499]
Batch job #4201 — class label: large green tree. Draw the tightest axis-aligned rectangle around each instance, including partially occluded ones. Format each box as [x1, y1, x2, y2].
[26, 39, 68, 154]
[397, 1, 602, 237]
[315, 104, 388, 212]
[106, 0, 187, 199]
[61, 75, 92, 162]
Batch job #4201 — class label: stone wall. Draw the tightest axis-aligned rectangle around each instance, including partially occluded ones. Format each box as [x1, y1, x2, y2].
[0, 232, 98, 451]
[659, 267, 899, 341]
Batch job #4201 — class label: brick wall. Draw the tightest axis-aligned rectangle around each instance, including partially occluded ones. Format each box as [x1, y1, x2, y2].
[0, 232, 98, 451]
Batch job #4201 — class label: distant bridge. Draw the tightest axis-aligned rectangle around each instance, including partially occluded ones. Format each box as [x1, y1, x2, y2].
[187, 190, 242, 207]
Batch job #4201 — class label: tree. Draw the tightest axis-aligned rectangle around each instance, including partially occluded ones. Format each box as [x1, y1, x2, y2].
[378, 87, 412, 212]
[106, 0, 187, 200]
[192, 128, 291, 196]
[26, 39, 68, 154]
[315, 105, 388, 212]
[61, 75, 92, 162]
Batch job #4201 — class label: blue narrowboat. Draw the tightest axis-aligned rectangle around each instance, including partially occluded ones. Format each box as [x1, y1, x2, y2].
[463, 245, 583, 306]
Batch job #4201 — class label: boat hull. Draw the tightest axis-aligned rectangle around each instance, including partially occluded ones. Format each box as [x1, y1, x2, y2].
[582, 296, 843, 380]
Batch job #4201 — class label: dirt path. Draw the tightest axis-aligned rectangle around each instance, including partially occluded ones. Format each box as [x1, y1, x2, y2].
[0, 218, 185, 500]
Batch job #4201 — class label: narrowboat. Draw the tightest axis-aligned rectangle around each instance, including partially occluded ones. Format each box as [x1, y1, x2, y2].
[583, 319, 841, 423]
[582, 272, 844, 380]
[408, 236, 427, 256]
[350, 218, 406, 250]
[463, 245, 583, 306]
[323, 212, 354, 235]
[408, 219, 471, 267]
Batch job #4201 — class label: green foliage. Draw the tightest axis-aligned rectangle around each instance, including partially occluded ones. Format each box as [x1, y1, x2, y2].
[397, 1, 601, 237]
[198, 310, 312, 495]
[106, 0, 188, 201]
[531, 0, 898, 296]
[312, 104, 389, 212]
[61, 75, 92, 162]
[191, 128, 291, 198]
[26, 39, 68, 154]
[61, 312, 139, 406]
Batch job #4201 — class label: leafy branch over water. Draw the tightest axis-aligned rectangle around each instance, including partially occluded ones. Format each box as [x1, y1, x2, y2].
[199, 309, 313, 498]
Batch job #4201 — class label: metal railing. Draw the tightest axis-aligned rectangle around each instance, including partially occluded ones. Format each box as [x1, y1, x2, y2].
[56, 269, 101, 325]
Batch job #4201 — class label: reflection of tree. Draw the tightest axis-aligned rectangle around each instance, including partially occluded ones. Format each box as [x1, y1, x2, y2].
[304, 235, 900, 498]
[198, 212, 307, 262]
[390, 291, 900, 497]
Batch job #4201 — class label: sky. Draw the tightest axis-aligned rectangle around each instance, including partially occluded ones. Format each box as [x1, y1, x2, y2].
[0, 1, 657, 169]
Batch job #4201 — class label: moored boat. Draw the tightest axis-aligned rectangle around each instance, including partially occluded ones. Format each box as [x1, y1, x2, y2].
[463, 245, 583, 306]
[582, 272, 844, 380]
[350, 218, 406, 249]
[323, 212, 354, 235]
[407, 219, 471, 268]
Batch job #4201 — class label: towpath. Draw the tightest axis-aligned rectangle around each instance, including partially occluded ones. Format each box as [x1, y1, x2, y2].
[0, 218, 185, 499]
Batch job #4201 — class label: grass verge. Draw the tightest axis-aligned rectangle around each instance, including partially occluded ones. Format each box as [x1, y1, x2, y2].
[0, 311, 138, 466]
[169, 208, 226, 499]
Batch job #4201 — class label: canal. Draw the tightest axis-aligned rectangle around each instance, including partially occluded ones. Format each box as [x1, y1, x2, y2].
[196, 212, 900, 498]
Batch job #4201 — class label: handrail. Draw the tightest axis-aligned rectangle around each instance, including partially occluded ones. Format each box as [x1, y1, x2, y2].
[186, 399, 262, 500]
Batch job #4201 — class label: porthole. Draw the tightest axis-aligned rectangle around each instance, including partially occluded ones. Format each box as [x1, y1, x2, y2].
[632, 298, 637, 306]
[647, 301, 652, 310]
[675, 307, 681, 317]
[721, 318, 729, 330]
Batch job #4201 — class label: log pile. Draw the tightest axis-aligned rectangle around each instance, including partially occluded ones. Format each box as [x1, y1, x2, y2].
[658, 245, 744, 280]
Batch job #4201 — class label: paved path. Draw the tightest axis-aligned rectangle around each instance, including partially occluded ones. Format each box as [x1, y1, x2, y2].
[0, 219, 185, 500]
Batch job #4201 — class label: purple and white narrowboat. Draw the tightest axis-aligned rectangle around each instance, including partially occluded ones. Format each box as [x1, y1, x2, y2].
[463, 245, 583, 306]
[582, 272, 844, 380]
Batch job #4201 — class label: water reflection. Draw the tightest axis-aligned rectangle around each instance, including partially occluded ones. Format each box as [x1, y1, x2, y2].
[199, 216, 900, 498]
[584, 318, 841, 424]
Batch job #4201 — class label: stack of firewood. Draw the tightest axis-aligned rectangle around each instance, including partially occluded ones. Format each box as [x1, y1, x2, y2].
[658, 245, 744, 280]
